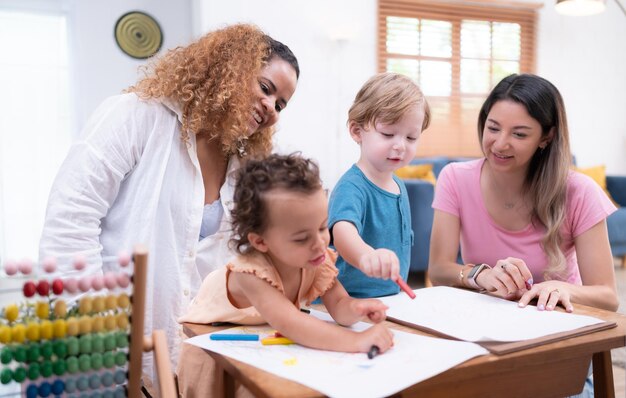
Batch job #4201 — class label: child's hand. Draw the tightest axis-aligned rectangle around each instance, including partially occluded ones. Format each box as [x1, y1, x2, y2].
[352, 299, 388, 323]
[356, 323, 394, 354]
[358, 248, 400, 280]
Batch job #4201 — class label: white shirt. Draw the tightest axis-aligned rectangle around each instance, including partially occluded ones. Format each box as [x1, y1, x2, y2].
[39, 93, 239, 380]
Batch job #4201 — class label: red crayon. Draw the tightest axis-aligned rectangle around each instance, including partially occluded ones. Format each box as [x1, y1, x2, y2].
[395, 278, 416, 299]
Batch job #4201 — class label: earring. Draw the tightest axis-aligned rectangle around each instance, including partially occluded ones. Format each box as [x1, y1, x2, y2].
[237, 138, 248, 157]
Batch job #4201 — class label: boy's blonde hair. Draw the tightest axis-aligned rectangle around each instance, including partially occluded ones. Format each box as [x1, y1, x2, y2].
[348, 72, 430, 130]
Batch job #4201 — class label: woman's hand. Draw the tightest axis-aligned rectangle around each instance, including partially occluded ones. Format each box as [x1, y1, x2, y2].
[518, 282, 574, 312]
[475, 257, 534, 299]
[351, 299, 389, 323]
[355, 323, 395, 354]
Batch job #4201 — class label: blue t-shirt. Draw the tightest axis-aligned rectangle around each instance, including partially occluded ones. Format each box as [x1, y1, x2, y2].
[328, 165, 413, 298]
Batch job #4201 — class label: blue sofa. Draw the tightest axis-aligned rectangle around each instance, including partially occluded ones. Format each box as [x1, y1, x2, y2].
[402, 157, 626, 272]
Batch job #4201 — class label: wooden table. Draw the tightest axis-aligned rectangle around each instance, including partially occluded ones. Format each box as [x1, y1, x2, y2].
[183, 303, 626, 398]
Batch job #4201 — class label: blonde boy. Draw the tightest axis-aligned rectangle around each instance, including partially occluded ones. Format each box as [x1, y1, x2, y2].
[329, 73, 430, 297]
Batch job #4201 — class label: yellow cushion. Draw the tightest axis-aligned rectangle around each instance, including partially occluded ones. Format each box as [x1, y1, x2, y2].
[395, 164, 437, 185]
[573, 165, 617, 205]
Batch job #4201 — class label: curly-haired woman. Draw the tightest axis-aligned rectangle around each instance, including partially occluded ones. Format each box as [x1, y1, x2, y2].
[38, 23, 299, 384]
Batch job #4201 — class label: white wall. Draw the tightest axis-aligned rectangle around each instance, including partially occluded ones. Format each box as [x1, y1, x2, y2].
[194, 0, 626, 187]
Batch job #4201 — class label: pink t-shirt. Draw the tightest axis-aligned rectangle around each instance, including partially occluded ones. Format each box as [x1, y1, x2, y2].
[432, 159, 616, 284]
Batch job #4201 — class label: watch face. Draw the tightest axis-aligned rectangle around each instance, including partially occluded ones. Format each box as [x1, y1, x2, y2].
[468, 264, 486, 279]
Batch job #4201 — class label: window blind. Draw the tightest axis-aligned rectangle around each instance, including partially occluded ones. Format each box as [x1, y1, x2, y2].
[379, 0, 538, 157]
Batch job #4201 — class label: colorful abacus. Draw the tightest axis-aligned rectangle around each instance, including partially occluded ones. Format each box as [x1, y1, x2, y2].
[0, 246, 176, 398]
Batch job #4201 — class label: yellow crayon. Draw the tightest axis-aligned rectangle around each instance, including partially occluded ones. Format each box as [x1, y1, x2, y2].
[261, 337, 294, 345]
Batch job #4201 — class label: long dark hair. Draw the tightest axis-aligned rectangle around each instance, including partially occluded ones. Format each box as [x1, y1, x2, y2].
[478, 74, 571, 279]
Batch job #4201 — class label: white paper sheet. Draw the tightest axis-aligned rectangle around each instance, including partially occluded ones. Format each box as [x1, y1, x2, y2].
[184, 309, 488, 398]
[379, 286, 605, 342]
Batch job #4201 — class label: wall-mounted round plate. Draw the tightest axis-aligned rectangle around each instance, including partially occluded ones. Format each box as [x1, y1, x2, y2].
[114, 11, 163, 59]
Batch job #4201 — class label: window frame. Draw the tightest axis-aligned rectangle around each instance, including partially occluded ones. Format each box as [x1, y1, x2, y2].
[378, 0, 540, 157]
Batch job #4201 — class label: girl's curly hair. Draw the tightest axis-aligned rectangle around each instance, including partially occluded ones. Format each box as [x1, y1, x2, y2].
[126, 23, 299, 158]
[230, 153, 322, 254]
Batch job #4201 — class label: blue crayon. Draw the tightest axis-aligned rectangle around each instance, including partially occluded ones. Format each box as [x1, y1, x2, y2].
[210, 334, 259, 341]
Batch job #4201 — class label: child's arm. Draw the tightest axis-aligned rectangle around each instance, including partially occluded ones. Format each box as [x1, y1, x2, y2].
[231, 272, 394, 354]
[332, 221, 400, 280]
[321, 280, 388, 326]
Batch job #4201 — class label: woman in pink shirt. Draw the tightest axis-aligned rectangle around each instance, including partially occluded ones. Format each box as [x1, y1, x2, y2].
[429, 74, 618, 313]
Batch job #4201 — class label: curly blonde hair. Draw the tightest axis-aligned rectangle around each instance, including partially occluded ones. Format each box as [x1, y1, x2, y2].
[127, 23, 298, 158]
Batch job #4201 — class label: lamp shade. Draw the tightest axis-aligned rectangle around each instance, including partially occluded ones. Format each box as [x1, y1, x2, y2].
[555, 0, 606, 15]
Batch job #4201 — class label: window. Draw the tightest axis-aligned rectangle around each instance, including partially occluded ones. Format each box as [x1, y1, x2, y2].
[0, 8, 72, 260]
[379, 0, 538, 157]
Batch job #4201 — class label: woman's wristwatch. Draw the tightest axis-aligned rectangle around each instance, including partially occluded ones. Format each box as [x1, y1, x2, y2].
[466, 263, 491, 290]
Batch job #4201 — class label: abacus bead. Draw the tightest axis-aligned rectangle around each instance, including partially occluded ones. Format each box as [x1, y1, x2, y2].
[18, 259, 33, 275]
[93, 296, 105, 313]
[92, 316, 105, 333]
[40, 341, 53, 359]
[116, 273, 130, 288]
[91, 276, 104, 291]
[37, 280, 50, 296]
[25, 322, 40, 341]
[13, 345, 27, 362]
[66, 317, 79, 336]
[54, 300, 67, 317]
[115, 332, 129, 348]
[53, 339, 67, 358]
[90, 392, 103, 398]
[64, 277, 78, 294]
[103, 273, 117, 289]
[79, 297, 93, 314]
[79, 354, 91, 372]
[102, 391, 114, 398]
[11, 324, 26, 343]
[39, 320, 53, 340]
[114, 386, 126, 398]
[25, 384, 38, 398]
[73, 255, 86, 271]
[53, 319, 67, 338]
[103, 351, 115, 368]
[113, 369, 126, 384]
[105, 295, 117, 310]
[0, 346, 12, 364]
[114, 351, 127, 366]
[0, 326, 11, 343]
[78, 276, 91, 293]
[66, 356, 79, 374]
[117, 293, 130, 308]
[92, 334, 104, 353]
[36, 301, 50, 320]
[5, 303, 19, 322]
[91, 352, 103, 370]
[26, 344, 40, 363]
[79, 335, 92, 354]
[51, 379, 65, 395]
[52, 359, 66, 376]
[116, 313, 129, 329]
[3, 260, 17, 275]
[23, 281, 37, 297]
[12, 366, 26, 382]
[78, 316, 93, 334]
[40, 360, 53, 377]
[52, 279, 63, 295]
[101, 372, 114, 387]
[104, 333, 116, 350]
[89, 374, 101, 389]
[104, 315, 116, 331]
[65, 377, 77, 393]
[76, 375, 89, 391]
[66, 336, 79, 356]
[0, 368, 12, 384]
[118, 251, 131, 267]
[38, 381, 52, 397]
[42, 257, 57, 273]
[27, 363, 40, 380]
